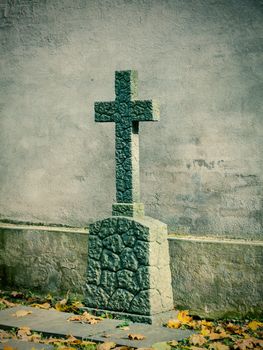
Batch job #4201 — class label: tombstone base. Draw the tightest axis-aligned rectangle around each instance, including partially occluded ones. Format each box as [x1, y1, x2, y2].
[85, 216, 174, 323]
[112, 203, 144, 217]
[82, 307, 178, 325]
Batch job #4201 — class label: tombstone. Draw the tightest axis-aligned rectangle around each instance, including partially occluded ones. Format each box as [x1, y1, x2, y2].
[85, 71, 175, 323]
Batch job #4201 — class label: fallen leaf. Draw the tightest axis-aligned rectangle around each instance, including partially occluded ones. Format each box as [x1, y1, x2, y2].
[3, 346, 15, 350]
[0, 330, 12, 339]
[12, 309, 32, 318]
[168, 340, 178, 346]
[177, 310, 193, 324]
[65, 335, 82, 345]
[55, 291, 69, 311]
[201, 326, 211, 337]
[200, 320, 213, 327]
[247, 320, 263, 331]
[17, 327, 31, 336]
[128, 333, 145, 340]
[190, 347, 207, 350]
[166, 319, 181, 329]
[30, 333, 42, 343]
[234, 337, 261, 350]
[97, 342, 116, 350]
[189, 334, 207, 346]
[17, 326, 32, 341]
[71, 301, 84, 309]
[31, 302, 50, 310]
[0, 298, 17, 308]
[67, 311, 102, 324]
[209, 342, 229, 350]
[226, 323, 243, 334]
[45, 293, 53, 300]
[209, 331, 229, 340]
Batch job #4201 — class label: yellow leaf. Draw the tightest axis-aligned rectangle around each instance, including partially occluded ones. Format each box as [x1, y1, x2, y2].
[209, 342, 229, 350]
[190, 347, 207, 350]
[200, 320, 213, 327]
[177, 310, 193, 324]
[55, 292, 69, 311]
[31, 302, 50, 310]
[201, 326, 211, 337]
[209, 331, 229, 340]
[72, 301, 84, 309]
[65, 335, 81, 345]
[189, 334, 207, 346]
[247, 321, 263, 331]
[3, 346, 15, 350]
[0, 298, 17, 308]
[128, 333, 146, 340]
[167, 319, 181, 329]
[97, 342, 116, 350]
[226, 323, 243, 334]
[12, 310, 32, 318]
[45, 293, 53, 300]
[168, 340, 178, 346]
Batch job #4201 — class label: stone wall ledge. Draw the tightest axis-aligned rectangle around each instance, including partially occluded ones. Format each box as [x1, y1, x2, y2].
[0, 222, 88, 235]
[169, 234, 263, 245]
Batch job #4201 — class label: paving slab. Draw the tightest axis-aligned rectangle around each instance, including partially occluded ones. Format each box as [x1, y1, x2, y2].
[0, 339, 53, 350]
[0, 306, 194, 347]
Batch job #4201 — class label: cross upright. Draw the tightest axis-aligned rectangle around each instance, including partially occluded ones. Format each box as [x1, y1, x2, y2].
[95, 70, 159, 217]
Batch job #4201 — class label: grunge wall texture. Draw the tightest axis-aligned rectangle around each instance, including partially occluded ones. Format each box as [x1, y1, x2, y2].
[0, 0, 262, 238]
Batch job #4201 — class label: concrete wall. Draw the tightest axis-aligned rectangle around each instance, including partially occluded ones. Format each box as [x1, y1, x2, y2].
[0, 223, 88, 293]
[0, 223, 262, 318]
[0, 0, 262, 238]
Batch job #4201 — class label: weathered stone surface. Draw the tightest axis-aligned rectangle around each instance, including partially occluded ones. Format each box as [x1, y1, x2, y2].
[0, 1, 262, 240]
[100, 270, 117, 295]
[0, 223, 88, 293]
[86, 259, 101, 284]
[101, 249, 120, 271]
[120, 248, 139, 271]
[130, 290, 150, 315]
[117, 269, 139, 293]
[103, 234, 124, 253]
[85, 216, 174, 319]
[169, 236, 263, 318]
[108, 288, 134, 311]
[134, 241, 149, 265]
[135, 266, 151, 290]
[85, 284, 110, 308]
[112, 203, 145, 217]
[88, 235, 103, 259]
[95, 70, 159, 215]
[99, 219, 118, 239]
[122, 229, 136, 247]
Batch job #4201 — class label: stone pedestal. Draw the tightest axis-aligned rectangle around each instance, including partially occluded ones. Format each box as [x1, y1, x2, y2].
[84, 216, 175, 323]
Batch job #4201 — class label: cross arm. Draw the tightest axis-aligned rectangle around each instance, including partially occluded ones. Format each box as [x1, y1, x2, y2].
[94, 101, 116, 122]
[129, 100, 160, 122]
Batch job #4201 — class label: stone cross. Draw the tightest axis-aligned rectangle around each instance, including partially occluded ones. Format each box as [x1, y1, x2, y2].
[95, 70, 159, 217]
[85, 70, 174, 324]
